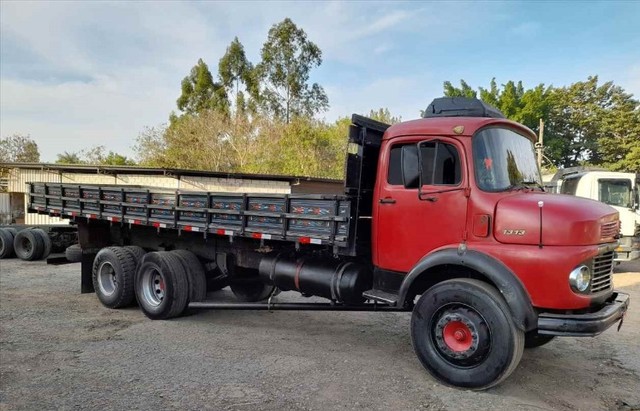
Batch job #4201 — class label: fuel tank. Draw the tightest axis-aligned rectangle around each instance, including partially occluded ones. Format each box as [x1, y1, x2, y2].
[494, 193, 619, 246]
[258, 254, 372, 304]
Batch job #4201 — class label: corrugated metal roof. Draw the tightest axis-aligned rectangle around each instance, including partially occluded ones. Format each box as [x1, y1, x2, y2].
[0, 162, 343, 184]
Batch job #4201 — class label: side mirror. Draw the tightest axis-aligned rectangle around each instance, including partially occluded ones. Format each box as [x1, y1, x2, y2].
[401, 145, 419, 189]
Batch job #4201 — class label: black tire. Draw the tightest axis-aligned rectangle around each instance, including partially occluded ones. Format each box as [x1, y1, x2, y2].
[135, 252, 189, 320]
[65, 244, 83, 263]
[124, 245, 146, 265]
[92, 247, 137, 308]
[0, 229, 15, 259]
[32, 229, 52, 259]
[524, 331, 555, 348]
[13, 229, 45, 261]
[411, 278, 524, 390]
[230, 268, 277, 302]
[206, 268, 229, 292]
[170, 250, 207, 303]
[5, 227, 18, 237]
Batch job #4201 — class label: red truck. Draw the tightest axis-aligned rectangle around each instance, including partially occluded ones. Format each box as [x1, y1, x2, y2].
[23, 97, 629, 390]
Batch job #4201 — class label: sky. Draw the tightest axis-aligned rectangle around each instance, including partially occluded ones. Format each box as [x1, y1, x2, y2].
[1, 0, 639, 163]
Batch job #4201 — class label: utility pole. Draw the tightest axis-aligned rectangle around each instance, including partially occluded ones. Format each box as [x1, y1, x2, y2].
[536, 118, 545, 170]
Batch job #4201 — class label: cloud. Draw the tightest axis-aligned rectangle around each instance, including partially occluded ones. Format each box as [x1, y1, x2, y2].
[510, 21, 541, 37]
[1, 1, 636, 165]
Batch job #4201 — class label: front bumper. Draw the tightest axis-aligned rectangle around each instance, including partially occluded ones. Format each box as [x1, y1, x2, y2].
[537, 292, 630, 337]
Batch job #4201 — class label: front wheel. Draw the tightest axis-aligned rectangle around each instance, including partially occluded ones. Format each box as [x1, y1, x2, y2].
[411, 279, 524, 390]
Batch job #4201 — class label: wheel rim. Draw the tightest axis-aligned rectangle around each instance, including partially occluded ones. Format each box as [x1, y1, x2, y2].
[21, 238, 32, 254]
[432, 305, 491, 367]
[442, 320, 473, 352]
[140, 266, 165, 307]
[97, 261, 118, 296]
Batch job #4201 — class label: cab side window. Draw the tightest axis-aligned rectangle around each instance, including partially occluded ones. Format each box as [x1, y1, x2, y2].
[387, 145, 404, 185]
[420, 142, 461, 186]
[387, 142, 461, 187]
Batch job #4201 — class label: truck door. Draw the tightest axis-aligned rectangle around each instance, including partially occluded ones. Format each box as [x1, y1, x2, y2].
[374, 138, 468, 272]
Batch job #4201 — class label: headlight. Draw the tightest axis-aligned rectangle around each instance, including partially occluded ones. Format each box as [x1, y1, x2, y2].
[569, 265, 591, 292]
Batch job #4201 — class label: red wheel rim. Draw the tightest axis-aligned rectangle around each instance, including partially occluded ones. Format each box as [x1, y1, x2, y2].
[442, 320, 473, 352]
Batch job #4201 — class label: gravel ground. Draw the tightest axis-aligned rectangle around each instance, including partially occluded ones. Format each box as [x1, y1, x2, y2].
[1, 257, 639, 411]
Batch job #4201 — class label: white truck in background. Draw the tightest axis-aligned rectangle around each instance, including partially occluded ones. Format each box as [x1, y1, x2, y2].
[556, 170, 639, 262]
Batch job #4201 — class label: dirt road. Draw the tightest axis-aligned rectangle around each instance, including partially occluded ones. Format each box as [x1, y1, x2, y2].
[1, 258, 639, 410]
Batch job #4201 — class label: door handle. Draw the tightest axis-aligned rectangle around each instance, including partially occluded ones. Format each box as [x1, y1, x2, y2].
[379, 198, 396, 204]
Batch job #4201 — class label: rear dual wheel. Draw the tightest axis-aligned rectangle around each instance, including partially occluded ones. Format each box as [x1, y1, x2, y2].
[411, 279, 524, 390]
[13, 229, 45, 261]
[92, 247, 137, 308]
[6, 229, 51, 261]
[135, 252, 189, 320]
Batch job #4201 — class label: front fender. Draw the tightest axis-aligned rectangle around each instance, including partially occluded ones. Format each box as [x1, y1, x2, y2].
[398, 248, 537, 332]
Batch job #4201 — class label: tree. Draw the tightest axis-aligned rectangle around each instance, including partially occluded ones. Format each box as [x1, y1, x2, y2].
[176, 59, 229, 116]
[134, 125, 169, 167]
[546, 76, 640, 169]
[443, 80, 477, 98]
[218, 37, 255, 115]
[0, 134, 40, 162]
[56, 152, 82, 164]
[255, 18, 328, 122]
[368, 108, 402, 124]
[101, 152, 136, 166]
[440, 76, 639, 171]
[56, 146, 136, 166]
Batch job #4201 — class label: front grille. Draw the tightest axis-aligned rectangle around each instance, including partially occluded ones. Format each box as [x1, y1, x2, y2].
[600, 221, 619, 241]
[590, 251, 614, 293]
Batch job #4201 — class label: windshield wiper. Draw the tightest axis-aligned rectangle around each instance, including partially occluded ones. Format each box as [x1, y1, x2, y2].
[521, 180, 545, 191]
[506, 181, 545, 192]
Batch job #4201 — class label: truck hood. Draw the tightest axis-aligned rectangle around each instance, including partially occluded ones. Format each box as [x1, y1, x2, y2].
[494, 193, 619, 246]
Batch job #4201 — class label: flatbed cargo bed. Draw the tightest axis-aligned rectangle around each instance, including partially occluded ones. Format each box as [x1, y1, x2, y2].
[27, 183, 354, 248]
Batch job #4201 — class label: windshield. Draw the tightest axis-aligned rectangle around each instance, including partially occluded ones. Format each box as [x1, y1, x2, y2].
[598, 179, 632, 208]
[472, 127, 541, 192]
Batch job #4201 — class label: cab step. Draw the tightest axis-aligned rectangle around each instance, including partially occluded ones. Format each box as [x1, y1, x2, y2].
[363, 289, 398, 305]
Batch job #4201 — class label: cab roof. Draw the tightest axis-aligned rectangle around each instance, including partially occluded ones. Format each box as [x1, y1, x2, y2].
[384, 116, 537, 142]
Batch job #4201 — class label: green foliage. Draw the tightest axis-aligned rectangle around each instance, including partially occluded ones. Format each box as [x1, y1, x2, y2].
[176, 59, 228, 116]
[56, 152, 82, 164]
[135, 112, 347, 179]
[254, 18, 329, 123]
[368, 108, 402, 124]
[56, 146, 135, 166]
[0, 134, 40, 163]
[441, 76, 639, 172]
[218, 37, 255, 115]
[443, 80, 477, 98]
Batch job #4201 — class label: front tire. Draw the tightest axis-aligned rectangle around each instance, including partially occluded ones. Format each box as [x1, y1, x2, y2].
[411, 278, 524, 390]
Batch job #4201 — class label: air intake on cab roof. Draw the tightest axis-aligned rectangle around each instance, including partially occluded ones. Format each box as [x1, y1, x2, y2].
[422, 97, 505, 119]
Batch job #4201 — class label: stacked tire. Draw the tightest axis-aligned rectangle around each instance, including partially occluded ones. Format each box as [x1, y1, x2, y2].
[0, 228, 51, 261]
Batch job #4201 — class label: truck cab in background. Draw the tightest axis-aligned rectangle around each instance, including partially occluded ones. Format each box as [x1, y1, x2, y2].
[558, 171, 640, 261]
